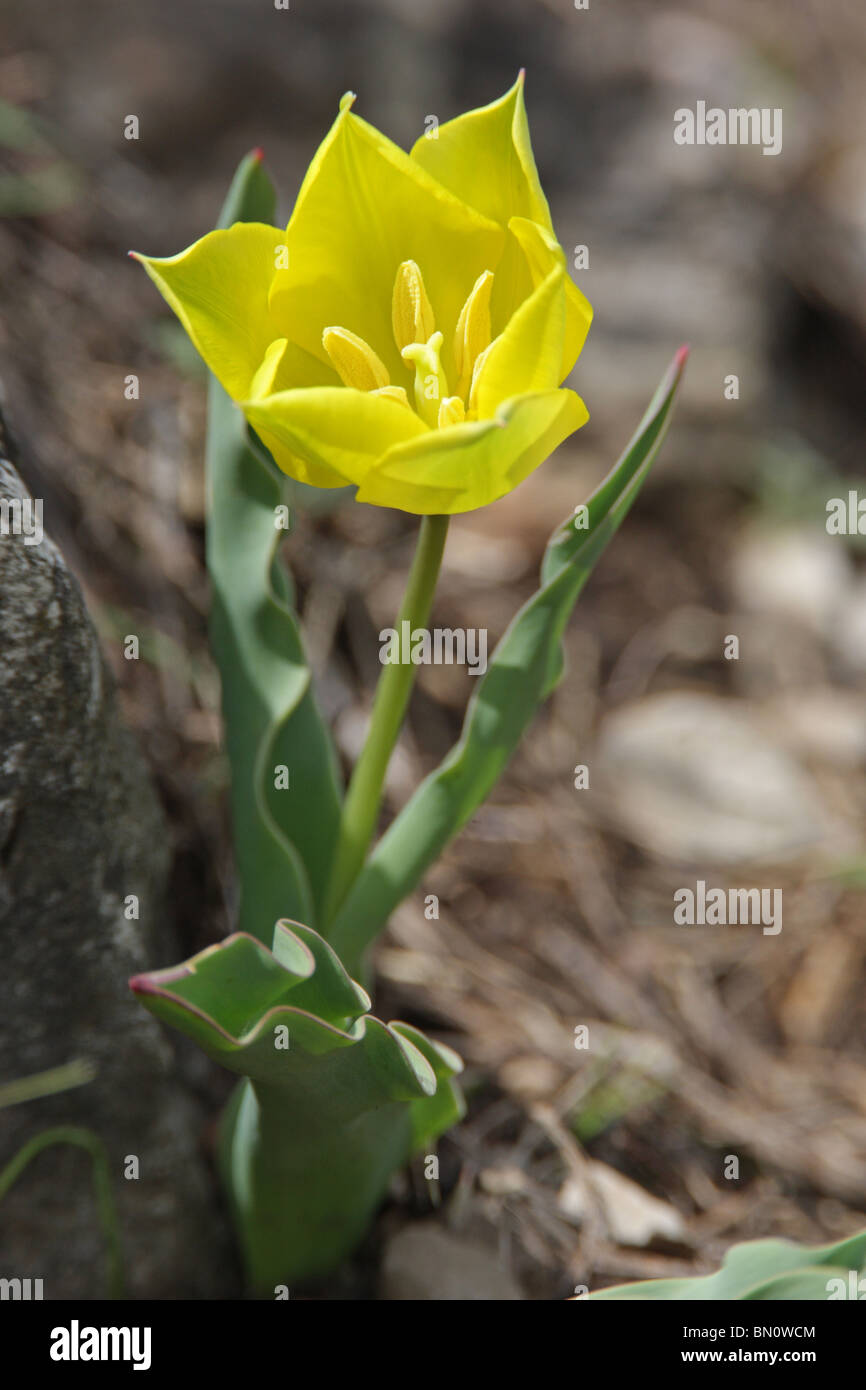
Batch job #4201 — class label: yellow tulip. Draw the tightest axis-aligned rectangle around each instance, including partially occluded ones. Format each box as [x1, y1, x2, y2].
[133, 74, 592, 514]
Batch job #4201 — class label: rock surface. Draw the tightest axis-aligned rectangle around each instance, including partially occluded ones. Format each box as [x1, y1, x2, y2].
[0, 445, 233, 1298]
[381, 1222, 523, 1301]
[594, 691, 852, 867]
[559, 1162, 686, 1248]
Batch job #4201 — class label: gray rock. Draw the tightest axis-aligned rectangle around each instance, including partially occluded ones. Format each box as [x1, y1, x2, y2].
[381, 1222, 523, 1300]
[729, 525, 852, 635]
[594, 691, 851, 867]
[0, 446, 233, 1298]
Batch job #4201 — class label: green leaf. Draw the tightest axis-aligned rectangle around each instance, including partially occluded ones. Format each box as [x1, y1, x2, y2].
[0, 1059, 96, 1110]
[131, 922, 463, 1290]
[586, 1230, 866, 1300]
[0, 1127, 124, 1299]
[215, 149, 277, 232]
[391, 1021, 465, 1148]
[328, 348, 688, 974]
[0, 1065, 123, 1297]
[207, 152, 343, 936]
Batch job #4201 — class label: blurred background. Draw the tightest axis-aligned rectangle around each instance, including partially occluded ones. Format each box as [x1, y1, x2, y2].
[1, 0, 865, 1299]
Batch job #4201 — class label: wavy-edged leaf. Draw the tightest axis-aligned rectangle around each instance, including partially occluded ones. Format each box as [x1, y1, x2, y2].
[131, 921, 463, 1289]
[391, 1021, 465, 1148]
[328, 348, 688, 972]
[207, 152, 343, 938]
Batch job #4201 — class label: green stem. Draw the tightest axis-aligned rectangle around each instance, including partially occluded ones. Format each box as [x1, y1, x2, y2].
[324, 513, 449, 925]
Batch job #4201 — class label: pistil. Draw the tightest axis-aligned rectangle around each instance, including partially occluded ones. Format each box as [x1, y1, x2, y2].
[401, 331, 448, 427]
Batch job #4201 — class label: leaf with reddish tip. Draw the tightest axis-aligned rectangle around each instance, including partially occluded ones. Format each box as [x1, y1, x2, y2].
[328, 347, 689, 974]
[131, 920, 463, 1290]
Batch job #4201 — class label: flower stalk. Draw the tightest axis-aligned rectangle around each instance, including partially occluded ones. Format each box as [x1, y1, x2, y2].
[325, 511, 449, 923]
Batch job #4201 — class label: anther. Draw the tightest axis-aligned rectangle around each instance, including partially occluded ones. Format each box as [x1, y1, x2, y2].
[323, 326, 390, 392]
[468, 340, 493, 416]
[454, 270, 494, 401]
[372, 385, 412, 410]
[392, 260, 436, 354]
[437, 395, 466, 429]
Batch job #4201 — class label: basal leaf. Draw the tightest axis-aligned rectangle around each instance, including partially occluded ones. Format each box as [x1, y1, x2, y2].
[207, 152, 343, 936]
[131, 922, 463, 1289]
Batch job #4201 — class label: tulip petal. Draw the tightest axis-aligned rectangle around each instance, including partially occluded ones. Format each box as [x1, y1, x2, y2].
[471, 263, 566, 418]
[508, 216, 592, 379]
[410, 73, 552, 234]
[248, 337, 288, 399]
[268, 97, 504, 386]
[242, 386, 429, 491]
[133, 223, 318, 401]
[357, 388, 588, 514]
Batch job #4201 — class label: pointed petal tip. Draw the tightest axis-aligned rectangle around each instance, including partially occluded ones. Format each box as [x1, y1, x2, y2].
[250, 146, 265, 164]
[128, 974, 154, 995]
[675, 343, 691, 368]
[339, 91, 357, 113]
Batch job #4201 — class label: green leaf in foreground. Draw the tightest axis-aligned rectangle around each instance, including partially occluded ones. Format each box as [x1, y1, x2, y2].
[328, 347, 689, 975]
[585, 1230, 866, 1300]
[131, 921, 463, 1291]
[207, 151, 343, 936]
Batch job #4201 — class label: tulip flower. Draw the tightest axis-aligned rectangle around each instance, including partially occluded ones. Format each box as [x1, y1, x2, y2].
[134, 74, 591, 515]
[129, 132, 688, 1295]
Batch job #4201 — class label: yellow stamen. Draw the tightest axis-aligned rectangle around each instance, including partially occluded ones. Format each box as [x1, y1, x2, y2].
[322, 325, 390, 392]
[401, 331, 448, 427]
[372, 385, 412, 410]
[454, 270, 494, 400]
[437, 395, 465, 429]
[392, 260, 436, 354]
[467, 340, 494, 415]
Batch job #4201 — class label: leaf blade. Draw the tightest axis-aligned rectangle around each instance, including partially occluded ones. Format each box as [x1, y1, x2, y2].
[585, 1230, 866, 1300]
[329, 348, 688, 972]
[206, 153, 343, 936]
[131, 923, 463, 1289]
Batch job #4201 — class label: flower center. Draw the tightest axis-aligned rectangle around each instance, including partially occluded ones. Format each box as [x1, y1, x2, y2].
[321, 260, 495, 428]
